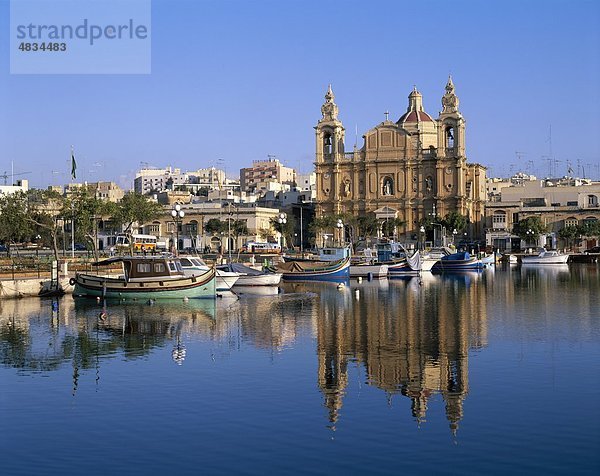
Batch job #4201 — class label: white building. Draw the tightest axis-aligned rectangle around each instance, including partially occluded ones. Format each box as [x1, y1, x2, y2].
[0, 179, 29, 196]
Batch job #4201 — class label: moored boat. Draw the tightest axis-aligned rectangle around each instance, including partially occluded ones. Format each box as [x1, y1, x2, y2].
[217, 262, 282, 286]
[433, 251, 484, 271]
[277, 257, 350, 282]
[521, 249, 569, 265]
[349, 261, 389, 278]
[72, 256, 216, 299]
[179, 256, 239, 290]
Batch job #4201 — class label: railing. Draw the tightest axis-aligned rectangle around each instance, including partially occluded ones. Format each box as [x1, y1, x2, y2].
[344, 152, 354, 160]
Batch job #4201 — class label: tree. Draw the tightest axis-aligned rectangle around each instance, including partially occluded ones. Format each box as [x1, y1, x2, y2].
[270, 214, 296, 249]
[578, 220, 600, 239]
[558, 225, 579, 250]
[381, 217, 406, 239]
[440, 211, 469, 234]
[67, 188, 116, 261]
[309, 215, 338, 247]
[26, 189, 66, 261]
[205, 218, 226, 235]
[0, 191, 32, 254]
[513, 216, 547, 247]
[111, 193, 162, 254]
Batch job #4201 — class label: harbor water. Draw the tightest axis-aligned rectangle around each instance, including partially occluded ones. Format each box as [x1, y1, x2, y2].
[1, 264, 599, 475]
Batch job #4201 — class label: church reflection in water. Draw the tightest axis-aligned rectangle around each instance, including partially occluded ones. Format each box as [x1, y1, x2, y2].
[308, 274, 488, 434]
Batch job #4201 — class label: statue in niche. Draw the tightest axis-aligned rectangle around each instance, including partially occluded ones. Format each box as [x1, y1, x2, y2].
[343, 180, 351, 197]
[383, 178, 393, 196]
[425, 176, 433, 192]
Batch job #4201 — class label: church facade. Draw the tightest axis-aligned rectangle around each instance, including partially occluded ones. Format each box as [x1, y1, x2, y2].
[314, 79, 487, 240]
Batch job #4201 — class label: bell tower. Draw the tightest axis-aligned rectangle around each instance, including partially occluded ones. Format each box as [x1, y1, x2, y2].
[315, 85, 346, 215]
[315, 84, 345, 163]
[438, 76, 465, 158]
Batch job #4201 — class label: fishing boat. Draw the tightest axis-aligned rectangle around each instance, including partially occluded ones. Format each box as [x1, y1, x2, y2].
[277, 257, 351, 282]
[433, 251, 484, 271]
[217, 262, 282, 286]
[521, 249, 569, 265]
[71, 256, 216, 299]
[179, 256, 239, 291]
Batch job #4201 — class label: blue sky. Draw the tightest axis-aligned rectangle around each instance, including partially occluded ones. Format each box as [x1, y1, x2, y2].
[1, 0, 599, 189]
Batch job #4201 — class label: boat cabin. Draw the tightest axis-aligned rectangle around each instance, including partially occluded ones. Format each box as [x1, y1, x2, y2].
[319, 246, 351, 261]
[94, 256, 185, 281]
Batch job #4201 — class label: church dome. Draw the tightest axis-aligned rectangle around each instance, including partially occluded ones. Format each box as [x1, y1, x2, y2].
[397, 86, 434, 124]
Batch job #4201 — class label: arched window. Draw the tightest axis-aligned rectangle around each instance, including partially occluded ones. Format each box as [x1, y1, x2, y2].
[446, 125, 455, 148]
[323, 133, 333, 155]
[588, 195, 599, 207]
[382, 176, 394, 196]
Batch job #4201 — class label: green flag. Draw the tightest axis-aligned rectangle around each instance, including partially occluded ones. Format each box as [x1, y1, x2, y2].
[71, 149, 77, 180]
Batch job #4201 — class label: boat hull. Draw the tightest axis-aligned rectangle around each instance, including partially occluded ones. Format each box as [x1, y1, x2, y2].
[350, 263, 389, 278]
[434, 258, 484, 271]
[73, 268, 216, 299]
[235, 273, 282, 286]
[521, 256, 569, 264]
[279, 258, 350, 282]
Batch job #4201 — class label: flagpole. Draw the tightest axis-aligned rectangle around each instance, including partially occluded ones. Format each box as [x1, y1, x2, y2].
[71, 146, 75, 258]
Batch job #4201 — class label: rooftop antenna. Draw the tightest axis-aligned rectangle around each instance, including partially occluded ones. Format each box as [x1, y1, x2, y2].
[541, 155, 552, 178]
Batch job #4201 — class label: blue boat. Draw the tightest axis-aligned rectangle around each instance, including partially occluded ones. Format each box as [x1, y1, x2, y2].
[433, 251, 484, 271]
[277, 257, 351, 282]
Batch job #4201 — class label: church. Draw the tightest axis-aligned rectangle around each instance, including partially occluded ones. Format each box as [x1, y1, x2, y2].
[314, 78, 486, 240]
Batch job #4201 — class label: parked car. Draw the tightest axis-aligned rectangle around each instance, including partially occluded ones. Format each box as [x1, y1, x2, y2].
[0, 244, 7, 252]
[68, 243, 87, 251]
[584, 246, 600, 254]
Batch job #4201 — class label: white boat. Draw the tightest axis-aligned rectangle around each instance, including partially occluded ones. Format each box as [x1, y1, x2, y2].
[217, 263, 282, 286]
[521, 249, 570, 265]
[421, 247, 452, 271]
[179, 256, 240, 290]
[349, 262, 389, 278]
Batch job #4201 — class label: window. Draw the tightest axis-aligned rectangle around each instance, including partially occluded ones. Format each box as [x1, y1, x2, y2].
[588, 195, 599, 207]
[168, 262, 176, 271]
[564, 217, 578, 227]
[567, 201, 578, 206]
[154, 263, 165, 273]
[137, 263, 151, 273]
[492, 212, 507, 229]
[323, 133, 333, 155]
[446, 125, 455, 148]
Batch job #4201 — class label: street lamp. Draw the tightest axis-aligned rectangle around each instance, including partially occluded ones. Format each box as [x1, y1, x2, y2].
[278, 212, 287, 249]
[452, 229, 457, 245]
[171, 204, 185, 255]
[420, 225, 426, 250]
[526, 228, 534, 251]
[336, 219, 344, 246]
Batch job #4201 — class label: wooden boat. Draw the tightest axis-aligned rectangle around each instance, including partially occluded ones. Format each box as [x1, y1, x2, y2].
[217, 262, 282, 286]
[277, 257, 350, 282]
[72, 256, 216, 299]
[521, 249, 569, 265]
[433, 251, 484, 271]
[179, 256, 239, 290]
